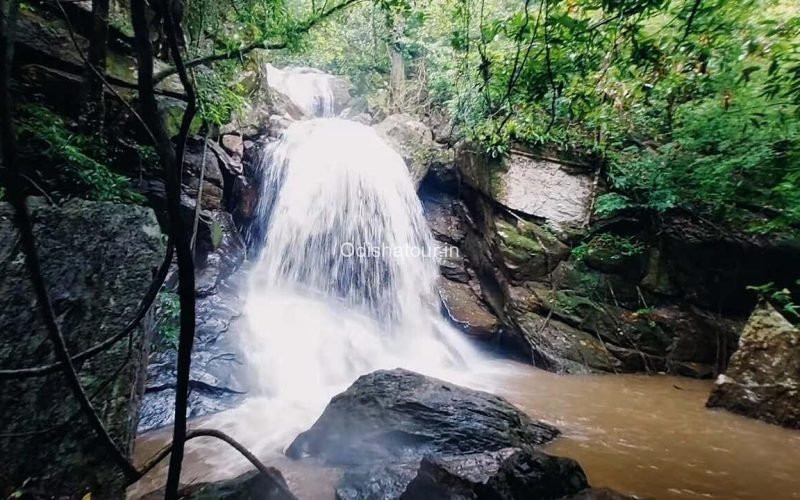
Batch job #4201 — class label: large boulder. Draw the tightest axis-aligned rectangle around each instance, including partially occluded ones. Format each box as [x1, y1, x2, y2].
[336, 448, 593, 500]
[455, 145, 595, 228]
[707, 303, 800, 429]
[400, 448, 589, 500]
[0, 199, 163, 497]
[375, 114, 454, 188]
[287, 369, 625, 500]
[286, 369, 559, 465]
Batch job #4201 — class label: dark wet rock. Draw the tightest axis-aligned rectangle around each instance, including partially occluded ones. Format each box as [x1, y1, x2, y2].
[375, 114, 453, 188]
[286, 369, 559, 465]
[231, 174, 260, 227]
[335, 448, 600, 500]
[16, 64, 94, 118]
[207, 139, 244, 177]
[14, 10, 88, 73]
[435, 242, 470, 283]
[707, 303, 800, 429]
[138, 280, 247, 432]
[140, 469, 296, 500]
[660, 213, 800, 313]
[514, 311, 618, 374]
[439, 278, 500, 338]
[0, 199, 163, 498]
[182, 137, 225, 211]
[422, 193, 469, 245]
[336, 462, 420, 500]
[195, 211, 247, 297]
[401, 448, 588, 500]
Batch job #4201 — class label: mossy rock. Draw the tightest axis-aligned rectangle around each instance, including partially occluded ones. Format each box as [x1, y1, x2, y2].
[495, 219, 568, 282]
[551, 260, 645, 310]
[577, 234, 647, 278]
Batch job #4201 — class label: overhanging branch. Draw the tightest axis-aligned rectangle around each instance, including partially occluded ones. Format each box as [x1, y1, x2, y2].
[152, 0, 363, 84]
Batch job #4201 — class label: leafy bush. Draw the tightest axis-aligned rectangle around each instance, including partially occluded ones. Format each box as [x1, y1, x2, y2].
[747, 282, 800, 323]
[16, 105, 144, 204]
[156, 291, 181, 349]
[572, 234, 645, 262]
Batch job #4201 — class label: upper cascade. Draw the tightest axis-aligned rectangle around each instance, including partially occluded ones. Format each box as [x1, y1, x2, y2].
[265, 64, 337, 118]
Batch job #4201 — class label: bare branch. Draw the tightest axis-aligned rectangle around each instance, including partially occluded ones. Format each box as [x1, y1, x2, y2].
[152, 1, 200, 498]
[136, 428, 297, 499]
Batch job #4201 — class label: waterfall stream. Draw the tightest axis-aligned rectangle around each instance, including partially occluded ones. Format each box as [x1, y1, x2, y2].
[237, 75, 482, 449]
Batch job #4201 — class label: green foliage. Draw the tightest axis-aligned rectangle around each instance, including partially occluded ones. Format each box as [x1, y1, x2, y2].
[16, 105, 144, 204]
[156, 291, 181, 349]
[359, 0, 800, 235]
[195, 61, 248, 126]
[594, 192, 632, 217]
[747, 281, 800, 323]
[572, 233, 644, 262]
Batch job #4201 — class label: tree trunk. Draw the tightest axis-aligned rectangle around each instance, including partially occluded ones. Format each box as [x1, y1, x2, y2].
[389, 45, 405, 110]
[80, 0, 110, 133]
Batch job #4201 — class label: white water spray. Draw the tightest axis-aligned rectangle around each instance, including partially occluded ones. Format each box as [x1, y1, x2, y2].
[236, 114, 483, 449]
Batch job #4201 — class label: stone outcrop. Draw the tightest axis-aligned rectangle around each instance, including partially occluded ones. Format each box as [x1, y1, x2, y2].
[707, 303, 800, 429]
[337, 448, 595, 500]
[375, 114, 454, 188]
[286, 369, 559, 464]
[291, 369, 627, 500]
[454, 144, 595, 228]
[420, 141, 775, 378]
[401, 448, 588, 500]
[0, 199, 163, 497]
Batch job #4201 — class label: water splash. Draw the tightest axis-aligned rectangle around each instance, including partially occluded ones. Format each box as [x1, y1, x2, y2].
[239, 118, 482, 449]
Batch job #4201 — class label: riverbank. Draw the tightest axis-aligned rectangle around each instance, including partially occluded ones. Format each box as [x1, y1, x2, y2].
[129, 361, 800, 500]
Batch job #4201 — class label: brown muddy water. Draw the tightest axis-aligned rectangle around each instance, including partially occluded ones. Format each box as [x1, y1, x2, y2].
[129, 361, 800, 500]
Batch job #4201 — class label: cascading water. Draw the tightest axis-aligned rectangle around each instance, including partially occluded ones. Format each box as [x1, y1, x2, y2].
[265, 64, 337, 117]
[234, 81, 483, 449]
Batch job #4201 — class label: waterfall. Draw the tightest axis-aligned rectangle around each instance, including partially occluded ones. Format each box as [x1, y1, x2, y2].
[265, 64, 336, 117]
[238, 111, 482, 446]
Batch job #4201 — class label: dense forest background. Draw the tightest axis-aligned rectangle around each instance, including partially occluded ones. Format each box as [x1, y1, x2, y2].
[2, 0, 800, 498]
[6, 0, 800, 233]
